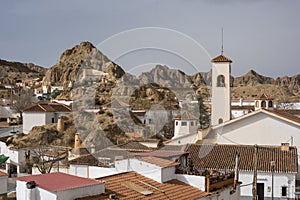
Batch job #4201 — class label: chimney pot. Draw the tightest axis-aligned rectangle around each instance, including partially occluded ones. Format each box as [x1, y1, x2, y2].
[281, 143, 290, 151]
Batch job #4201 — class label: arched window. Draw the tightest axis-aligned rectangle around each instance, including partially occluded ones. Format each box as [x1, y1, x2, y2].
[268, 101, 273, 108]
[261, 101, 266, 108]
[255, 101, 259, 108]
[218, 118, 223, 124]
[217, 75, 225, 87]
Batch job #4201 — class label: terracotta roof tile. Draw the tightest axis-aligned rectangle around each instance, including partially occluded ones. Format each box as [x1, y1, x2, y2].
[255, 93, 273, 100]
[173, 111, 197, 120]
[23, 101, 72, 113]
[112, 141, 151, 152]
[137, 156, 180, 168]
[282, 109, 300, 115]
[188, 144, 298, 173]
[0, 171, 8, 177]
[211, 54, 232, 63]
[231, 105, 255, 110]
[76, 172, 209, 200]
[134, 150, 188, 158]
[16, 172, 102, 192]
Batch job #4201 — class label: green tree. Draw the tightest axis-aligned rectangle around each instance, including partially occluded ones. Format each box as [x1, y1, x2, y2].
[197, 95, 210, 129]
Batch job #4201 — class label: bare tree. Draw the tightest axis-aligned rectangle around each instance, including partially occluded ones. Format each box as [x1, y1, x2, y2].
[30, 146, 67, 174]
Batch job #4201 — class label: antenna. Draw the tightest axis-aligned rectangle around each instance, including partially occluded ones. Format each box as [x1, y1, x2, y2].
[221, 27, 224, 55]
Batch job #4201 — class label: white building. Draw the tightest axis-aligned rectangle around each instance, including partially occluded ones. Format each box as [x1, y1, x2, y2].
[0, 141, 26, 175]
[22, 101, 72, 134]
[188, 144, 298, 200]
[211, 54, 232, 126]
[16, 172, 105, 200]
[0, 171, 8, 199]
[115, 156, 179, 183]
[173, 111, 198, 138]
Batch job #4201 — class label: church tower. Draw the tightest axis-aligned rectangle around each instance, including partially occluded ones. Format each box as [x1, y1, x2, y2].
[211, 54, 232, 126]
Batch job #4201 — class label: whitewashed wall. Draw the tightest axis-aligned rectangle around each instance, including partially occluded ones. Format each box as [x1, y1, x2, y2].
[23, 113, 46, 134]
[16, 180, 105, 200]
[175, 174, 206, 191]
[239, 171, 296, 199]
[0, 141, 25, 174]
[56, 183, 105, 200]
[0, 175, 7, 195]
[17, 180, 57, 200]
[174, 119, 197, 138]
[115, 159, 167, 183]
[168, 133, 198, 145]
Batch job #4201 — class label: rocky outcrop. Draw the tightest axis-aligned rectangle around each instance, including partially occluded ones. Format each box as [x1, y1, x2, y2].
[0, 59, 45, 85]
[42, 41, 125, 88]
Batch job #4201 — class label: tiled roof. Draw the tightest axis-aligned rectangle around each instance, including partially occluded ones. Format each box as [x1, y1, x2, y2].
[0, 171, 8, 177]
[77, 171, 209, 200]
[23, 101, 72, 113]
[211, 54, 232, 63]
[112, 141, 152, 152]
[231, 105, 255, 111]
[137, 156, 180, 168]
[134, 150, 188, 158]
[264, 109, 300, 124]
[282, 109, 300, 116]
[188, 144, 298, 173]
[69, 153, 106, 167]
[16, 172, 102, 192]
[159, 144, 190, 152]
[255, 93, 273, 100]
[69, 148, 136, 166]
[173, 111, 197, 120]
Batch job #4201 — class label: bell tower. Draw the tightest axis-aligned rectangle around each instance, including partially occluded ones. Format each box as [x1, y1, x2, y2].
[211, 54, 232, 126]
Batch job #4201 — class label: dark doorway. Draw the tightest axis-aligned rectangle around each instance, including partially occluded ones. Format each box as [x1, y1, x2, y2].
[257, 183, 264, 200]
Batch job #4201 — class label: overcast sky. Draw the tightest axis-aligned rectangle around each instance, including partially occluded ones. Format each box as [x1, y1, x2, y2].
[1, 0, 299, 77]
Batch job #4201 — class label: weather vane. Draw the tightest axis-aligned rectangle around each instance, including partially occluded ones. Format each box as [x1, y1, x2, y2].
[221, 27, 224, 55]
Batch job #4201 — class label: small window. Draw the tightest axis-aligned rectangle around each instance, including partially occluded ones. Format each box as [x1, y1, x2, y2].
[181, 122, 187, 126]
[176, 121, 178, 126]
[52, 118, 55, 123]
[282, 186, 287, 197]
[255, 101, 259, 108]
[217, 75, 225, 87]
[268, 101, 273, 108]
[191, 121, 194, 126]
[261, 101, 266, 108]
[218, 118, 223, 124]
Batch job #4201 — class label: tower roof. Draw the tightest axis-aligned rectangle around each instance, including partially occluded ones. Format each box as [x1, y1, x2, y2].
[211, 54, 232, 63]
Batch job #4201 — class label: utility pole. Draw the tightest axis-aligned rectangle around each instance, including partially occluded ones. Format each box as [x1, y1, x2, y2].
[271, 161, 275, 200]
[234, 151, 240, 190]
[252, 144, 258, 200]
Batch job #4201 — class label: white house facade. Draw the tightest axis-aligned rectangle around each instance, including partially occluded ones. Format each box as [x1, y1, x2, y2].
[22, 101, 72, 134]
[16, 172, 105, 200]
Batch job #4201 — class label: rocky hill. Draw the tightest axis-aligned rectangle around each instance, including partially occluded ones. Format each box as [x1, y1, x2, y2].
[231, 70, 300, 103]
[0, 59, 46, 85]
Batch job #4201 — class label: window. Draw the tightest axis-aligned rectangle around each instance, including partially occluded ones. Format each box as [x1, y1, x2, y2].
[261, 101, 266, 108]
[52, 117, 55, 123]
[255, 101, 259, 108]
[282, 186, 287, 197]
[268, 101, 273, 108]
[181, 122, 187, 126]
[191, 121, 194, 126]
[217, 75, 225, 87]
[176, 121, 178, 126]
[218, 118, 223, 124]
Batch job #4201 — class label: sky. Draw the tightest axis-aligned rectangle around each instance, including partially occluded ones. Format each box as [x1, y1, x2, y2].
[0, 0, 300, 78]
